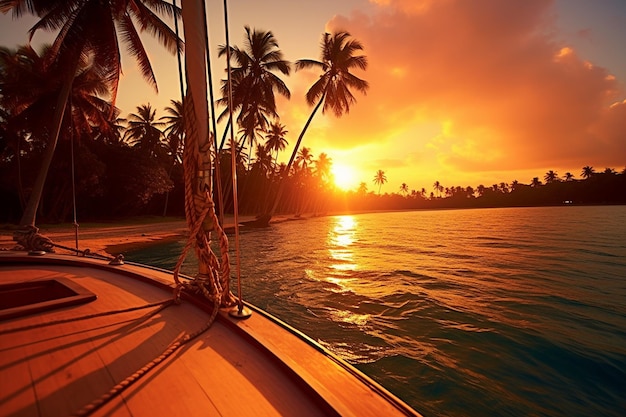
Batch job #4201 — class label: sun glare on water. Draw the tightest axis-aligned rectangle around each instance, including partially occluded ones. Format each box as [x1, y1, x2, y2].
[332, 164, 357, 191]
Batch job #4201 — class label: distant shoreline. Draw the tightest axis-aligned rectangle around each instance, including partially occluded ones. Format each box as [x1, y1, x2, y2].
[2, 205, 624, 256]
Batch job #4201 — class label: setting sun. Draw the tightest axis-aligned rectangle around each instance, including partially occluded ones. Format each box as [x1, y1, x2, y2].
[332, 163, 357, 191]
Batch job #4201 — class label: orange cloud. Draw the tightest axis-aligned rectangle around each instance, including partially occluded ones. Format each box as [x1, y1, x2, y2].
[303, 0, 625, 186]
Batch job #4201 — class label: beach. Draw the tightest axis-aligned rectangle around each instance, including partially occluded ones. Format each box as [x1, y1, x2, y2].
[0, 215, 302, 256]
[0, 215, 271, 256]
[0, 218, 186, 256]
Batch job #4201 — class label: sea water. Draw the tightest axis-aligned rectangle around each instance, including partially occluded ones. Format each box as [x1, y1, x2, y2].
[126, 206, 626, 417]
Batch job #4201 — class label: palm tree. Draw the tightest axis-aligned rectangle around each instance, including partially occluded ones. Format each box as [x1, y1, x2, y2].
[373, 169, 387, 195]
[544, 170, 558, 184]
[264, 121, 288, 168]
[161, 100, 185, 145]
[251, 144, 274, 178]
[159, 99, 185, 216]
[357, 182, 368, 194]
[268, 31, 368, 214]
[94, 116, 127, 145]
[399, 183, 409, 196]
[2, 0, 181, 228]
[294, 147, 314, 174]
[124, 104, 166, 159]
[531, 177, 542, 187]
[218, 26, 291, 157]
[285, 31, 368, 178]
[433, 180, 443, 198]
[1, 44, 117, 218]
[563, 172, 574, 182]
[314, 152, 332, 185]
[581, 166, 595, 179]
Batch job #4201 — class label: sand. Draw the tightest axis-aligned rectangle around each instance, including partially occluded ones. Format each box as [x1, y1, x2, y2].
[0, 219, 186, 256]
[0, 212, 325, 258]
[0, 215, 269, 257]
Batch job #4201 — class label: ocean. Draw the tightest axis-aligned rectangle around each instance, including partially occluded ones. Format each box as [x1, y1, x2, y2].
[126, 206, 626, 417]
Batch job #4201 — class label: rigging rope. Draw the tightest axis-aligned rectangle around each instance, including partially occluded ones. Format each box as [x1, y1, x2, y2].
[222, 0, 247, 316]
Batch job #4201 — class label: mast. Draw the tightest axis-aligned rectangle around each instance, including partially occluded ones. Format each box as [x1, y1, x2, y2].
[173, 0, 236, 308]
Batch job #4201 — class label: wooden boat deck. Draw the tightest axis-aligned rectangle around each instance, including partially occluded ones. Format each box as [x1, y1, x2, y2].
[0, 252, 421, 417]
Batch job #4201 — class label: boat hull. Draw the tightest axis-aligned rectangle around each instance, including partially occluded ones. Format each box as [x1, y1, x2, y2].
[0, 251, 421, 417]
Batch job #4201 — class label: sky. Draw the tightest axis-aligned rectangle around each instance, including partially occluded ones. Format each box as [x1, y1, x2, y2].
[1, 0, 625, 193]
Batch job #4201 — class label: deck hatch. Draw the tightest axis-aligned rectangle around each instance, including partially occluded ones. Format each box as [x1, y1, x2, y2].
[0, 278, 96, 320]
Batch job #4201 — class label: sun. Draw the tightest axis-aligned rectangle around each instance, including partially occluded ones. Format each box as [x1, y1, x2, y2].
[331, 163, 357, 191]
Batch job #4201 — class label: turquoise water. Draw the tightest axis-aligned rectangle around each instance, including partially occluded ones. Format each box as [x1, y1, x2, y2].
[126, 206, 626, 417]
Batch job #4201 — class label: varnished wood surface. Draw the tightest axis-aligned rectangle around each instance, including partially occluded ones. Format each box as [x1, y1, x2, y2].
[0, 252, 422, 417]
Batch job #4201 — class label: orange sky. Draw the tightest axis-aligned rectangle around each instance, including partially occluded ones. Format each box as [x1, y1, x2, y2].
[1, 0, 625, 193]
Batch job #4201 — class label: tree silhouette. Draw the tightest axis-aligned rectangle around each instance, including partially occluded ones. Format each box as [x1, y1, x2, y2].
[373, 169, 387, 195]
[433, 180, 443, 198]
[264, 121, 288, 168]
[218, 26, 291, 161]
[544, 170, 558, 183]
[284, 32, 368, 180]
[315, 152, 332, 185]
[581, 166, 595, 179]
[124, 104, 166, 159]
[3, 0, 180, 228]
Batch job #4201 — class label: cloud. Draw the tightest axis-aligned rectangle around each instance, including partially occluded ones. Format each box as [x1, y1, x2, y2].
[301, 0, 625, 185]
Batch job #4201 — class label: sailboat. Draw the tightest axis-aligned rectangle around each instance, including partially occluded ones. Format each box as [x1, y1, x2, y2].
[0, 1, 422, 416]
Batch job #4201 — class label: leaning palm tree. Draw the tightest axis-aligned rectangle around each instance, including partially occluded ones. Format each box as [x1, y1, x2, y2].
[269, 31, 368, 215]
[1, 43, 118, 220]
[286, 31, 368, 172]
[1, 0, 181, 230]
[373, 169, 387, 195]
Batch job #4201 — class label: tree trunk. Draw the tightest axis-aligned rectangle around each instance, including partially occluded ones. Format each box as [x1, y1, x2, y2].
[268, 94, 325, 215]
[19, 55, 79, 228]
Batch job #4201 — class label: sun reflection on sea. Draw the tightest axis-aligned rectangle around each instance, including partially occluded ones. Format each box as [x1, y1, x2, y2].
[328, 215, 357, 273]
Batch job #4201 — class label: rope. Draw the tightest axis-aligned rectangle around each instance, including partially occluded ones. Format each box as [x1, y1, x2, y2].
[13, 226, 55, 252]
[222, 0, 246, 312]
[51, 241, 120, 262]
[175, 88, 235, 307]
[72, 295, 220, 417]
[11, 226, 120, 263]
[69, 109, 79, 252]
[0, 299, 173, 336]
